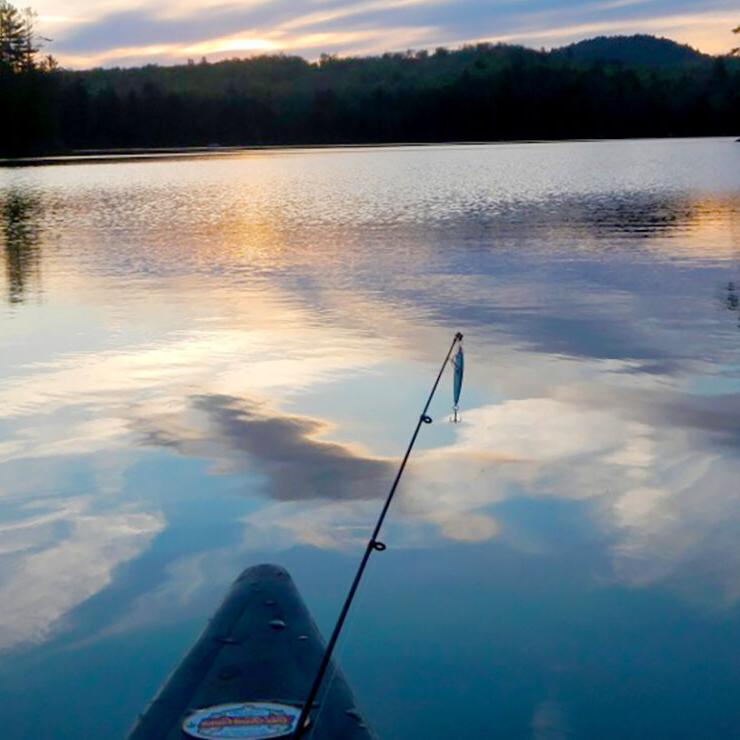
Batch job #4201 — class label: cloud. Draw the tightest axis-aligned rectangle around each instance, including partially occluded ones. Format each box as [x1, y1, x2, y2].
[54, 4, 289, 53]
[223, 395, 633, 550]
[42, 0, 739, 67]
[0, 500, 163, 650]
[218, 382, 740, 610]
[141, 393, 394, 501]
[565, 386, 740, 451]
[653, 392, 740, 449]
[0, 308, 386, 467]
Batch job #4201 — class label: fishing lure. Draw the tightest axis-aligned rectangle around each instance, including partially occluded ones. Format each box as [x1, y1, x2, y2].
[452, 342, 464, 423]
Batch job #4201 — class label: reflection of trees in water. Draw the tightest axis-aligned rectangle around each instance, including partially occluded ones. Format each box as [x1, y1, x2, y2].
[550, 192, 725, 240]
[588, 195, 697, 236]
[724, 282, 740, 329]
[1, 189, 42, 304]
[464, 191, 737, 251]
[726, 282, 739, 311]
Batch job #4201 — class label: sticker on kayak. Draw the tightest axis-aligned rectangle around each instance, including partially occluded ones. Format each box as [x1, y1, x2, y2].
[182, 702, 302, 738]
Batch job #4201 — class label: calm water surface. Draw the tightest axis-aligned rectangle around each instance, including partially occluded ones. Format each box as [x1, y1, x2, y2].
[1, 140, 740, 739]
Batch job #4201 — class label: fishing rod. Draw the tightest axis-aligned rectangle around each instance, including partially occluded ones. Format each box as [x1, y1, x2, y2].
[293, 331, 464, 739]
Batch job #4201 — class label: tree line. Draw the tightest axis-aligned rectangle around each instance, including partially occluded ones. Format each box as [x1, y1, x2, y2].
[1, 0, 58, 155]
[2, 3, 739, 157]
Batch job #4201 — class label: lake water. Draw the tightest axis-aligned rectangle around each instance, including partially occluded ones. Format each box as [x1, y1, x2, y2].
[1, 139, 739, 739]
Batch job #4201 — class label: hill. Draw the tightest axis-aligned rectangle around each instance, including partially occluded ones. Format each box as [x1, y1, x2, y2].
[554, 34, 709, 67]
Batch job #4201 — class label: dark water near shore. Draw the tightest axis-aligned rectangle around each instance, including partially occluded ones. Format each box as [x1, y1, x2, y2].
[1, 139, 739, 739]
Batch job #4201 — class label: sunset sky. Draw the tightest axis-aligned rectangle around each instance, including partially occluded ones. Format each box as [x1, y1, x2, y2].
[29, 0, 740, 69]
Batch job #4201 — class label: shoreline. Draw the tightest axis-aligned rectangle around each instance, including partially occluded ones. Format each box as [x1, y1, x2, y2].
[1, 135, 736, 168]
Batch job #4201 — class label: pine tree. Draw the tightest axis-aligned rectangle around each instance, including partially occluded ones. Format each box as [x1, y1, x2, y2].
[0, 0, 24, 70]
[20, 7, 40, 70]
[0, 1, 42, 71]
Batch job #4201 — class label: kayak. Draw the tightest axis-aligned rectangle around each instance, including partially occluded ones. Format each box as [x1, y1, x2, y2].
[128, 564, 375, 739]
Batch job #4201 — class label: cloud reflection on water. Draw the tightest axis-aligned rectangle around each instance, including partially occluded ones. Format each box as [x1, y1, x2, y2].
[127, 375, 740, 612]
[0, 499, 163, 649]
[143, 393, 394, 501]
[0, 142, 739, 660]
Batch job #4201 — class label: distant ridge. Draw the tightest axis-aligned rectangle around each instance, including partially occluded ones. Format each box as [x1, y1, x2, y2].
[554, 34, 709, 67]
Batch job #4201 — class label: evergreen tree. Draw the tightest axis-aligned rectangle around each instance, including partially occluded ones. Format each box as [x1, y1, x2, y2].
[0, 1, 42, 71]
[1, 1, 59, 157]
[0, 0, 25, 71]
[19, 7, 40, 71]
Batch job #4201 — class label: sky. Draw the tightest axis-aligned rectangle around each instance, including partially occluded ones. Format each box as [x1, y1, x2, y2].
[31, 0, 740, 69]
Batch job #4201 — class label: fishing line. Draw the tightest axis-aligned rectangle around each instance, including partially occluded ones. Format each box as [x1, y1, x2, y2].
[307, 526, 375, 738]
[307, 574, 366, 739]
[293, 331, 464, 738]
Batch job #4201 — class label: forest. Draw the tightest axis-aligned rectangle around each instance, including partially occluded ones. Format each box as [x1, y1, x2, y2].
[2, 0, 740, 157]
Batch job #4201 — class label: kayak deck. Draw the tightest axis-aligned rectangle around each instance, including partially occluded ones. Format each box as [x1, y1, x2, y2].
[128, 563, 375, 739]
